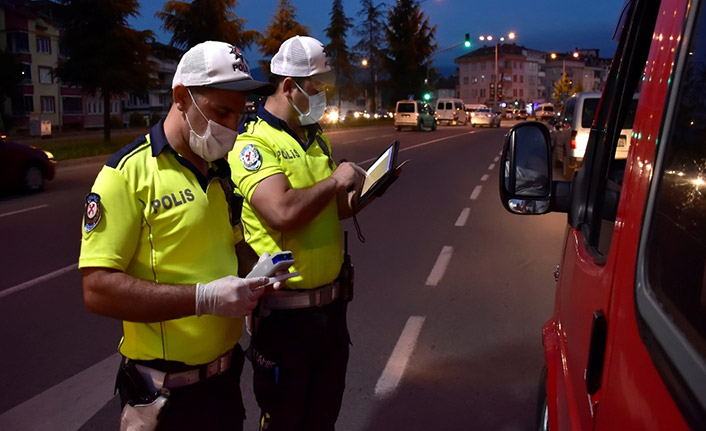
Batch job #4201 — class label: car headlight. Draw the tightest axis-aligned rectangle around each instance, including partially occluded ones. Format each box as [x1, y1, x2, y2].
[43, 150, 55, 161]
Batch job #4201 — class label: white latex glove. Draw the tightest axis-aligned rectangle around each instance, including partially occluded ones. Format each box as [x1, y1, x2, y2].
[195, 275, 269, 317]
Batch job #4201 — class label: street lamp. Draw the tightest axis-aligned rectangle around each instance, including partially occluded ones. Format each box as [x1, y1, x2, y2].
[361, 58, 377, 113]
[479, 32, 516, 111]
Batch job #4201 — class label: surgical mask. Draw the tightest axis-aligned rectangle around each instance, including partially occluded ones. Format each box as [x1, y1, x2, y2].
[184, 89, 238, 161]
[290, 81, 327, 126]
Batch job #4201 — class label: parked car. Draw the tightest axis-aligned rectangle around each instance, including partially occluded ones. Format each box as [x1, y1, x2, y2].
[534, 103, 555, 121]
[435, 98, 468, 125]
[553, 91, 638, 179]
[0, 135, 56, 192]
[394, 100, 436, 131]
[499, 0, 706, 429]
[470, 107, 501, 127]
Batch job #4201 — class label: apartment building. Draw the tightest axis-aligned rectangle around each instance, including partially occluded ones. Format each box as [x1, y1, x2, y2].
[455, 43, 611, 109]
[0, 0, 178, 133]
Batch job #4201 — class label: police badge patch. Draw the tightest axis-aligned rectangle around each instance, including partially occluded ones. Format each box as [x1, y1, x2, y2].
[240, 144, 262, 171]
[84, 193, 102, 233]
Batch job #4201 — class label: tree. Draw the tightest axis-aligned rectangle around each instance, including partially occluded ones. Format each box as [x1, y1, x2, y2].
[157, 0, 259, 50]
[384, 0, 437, 103]
[353, 0, 386, 111]
[258, 0, 310, 75]
[54, 0, 156, 143]
[325, 0, 355, 108]
[552, 72, 573, 105]
[0, 48, 23, 131]
[572, 81, 584, 94]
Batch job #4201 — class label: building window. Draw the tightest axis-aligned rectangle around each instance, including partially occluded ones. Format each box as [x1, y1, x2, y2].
[463, 76, 469, 85]
[513, 75, 518, 82]
[39, 66, 52, 84]
[7, 32, 30, 53]
[21, 64, 32, 83]
[520, 75, 524, 83]
[520, 89, 524, 98]
[12, 95, 34, 115]
[36, 36, 51, 54]
[41, 96, 55, 113]
[62, 97, 82, 114]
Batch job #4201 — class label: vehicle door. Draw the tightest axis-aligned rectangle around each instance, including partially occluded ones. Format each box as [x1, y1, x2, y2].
[594, 0, 706, 428]
[546, 0, 664, 428]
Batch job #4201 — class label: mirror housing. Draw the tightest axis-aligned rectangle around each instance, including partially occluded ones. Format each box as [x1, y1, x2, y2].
[499, 122, 570, 215]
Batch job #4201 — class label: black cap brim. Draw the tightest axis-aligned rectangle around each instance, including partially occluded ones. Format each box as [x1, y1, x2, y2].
[209, 78, 275, 96]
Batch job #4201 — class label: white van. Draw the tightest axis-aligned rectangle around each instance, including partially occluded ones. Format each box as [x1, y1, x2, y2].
[435, 98, 467, 125]
[534, 103, 555, 121]
[553, 91, 638, 179]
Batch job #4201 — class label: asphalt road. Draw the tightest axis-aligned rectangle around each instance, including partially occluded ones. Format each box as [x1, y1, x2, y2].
[0, 121, 567, 430]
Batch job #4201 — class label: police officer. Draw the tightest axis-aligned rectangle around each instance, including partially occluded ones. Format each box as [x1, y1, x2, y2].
[228, 35, 368, 431]
[79, 41, 275, 430]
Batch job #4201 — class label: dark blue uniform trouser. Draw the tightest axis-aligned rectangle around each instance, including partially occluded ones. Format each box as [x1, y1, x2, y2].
[118, 345, 246, 431]
[250, 299, 350, 431]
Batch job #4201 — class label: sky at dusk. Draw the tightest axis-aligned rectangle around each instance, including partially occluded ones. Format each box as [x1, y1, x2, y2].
[129, 0, 626, 76]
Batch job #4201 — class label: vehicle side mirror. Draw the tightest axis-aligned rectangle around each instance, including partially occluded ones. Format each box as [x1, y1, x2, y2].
[499, 122, 553, 214]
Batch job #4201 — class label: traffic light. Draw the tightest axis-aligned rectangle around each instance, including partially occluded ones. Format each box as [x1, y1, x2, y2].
[497, 94, 502, 102]
[423, 92, 431, 101]
[464, 33, 471, 48]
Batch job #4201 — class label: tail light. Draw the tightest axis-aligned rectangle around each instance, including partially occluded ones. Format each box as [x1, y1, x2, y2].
[570, 130, 578, 149]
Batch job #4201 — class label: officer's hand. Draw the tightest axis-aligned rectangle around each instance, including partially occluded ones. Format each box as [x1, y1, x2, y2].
[331, 162, 366, 192]
[195, 275, 268, 318]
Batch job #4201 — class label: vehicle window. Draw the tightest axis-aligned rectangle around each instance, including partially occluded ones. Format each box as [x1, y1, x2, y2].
[397, 103, 415, 113]
[455, 102, 463, 110]
[445, 102, 452, 110]
[645, 30, 706, 359]
[563, 99, 576, 124]
[581, 98, 600, 128]
[623, 99, 638, 128]
[638, 2, 706, 418]
[582, 98, 637, 129]
[546, 106, 553, 112]
[437, 102, 443, 110]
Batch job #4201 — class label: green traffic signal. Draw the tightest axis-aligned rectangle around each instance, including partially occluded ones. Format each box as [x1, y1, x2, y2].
[464, 33, 471, 48]
[423, 93, 431, 101]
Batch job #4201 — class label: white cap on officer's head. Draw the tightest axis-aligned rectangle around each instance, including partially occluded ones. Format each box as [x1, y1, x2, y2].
[172, 41, 274, 95]
[270, 35, 336, 85]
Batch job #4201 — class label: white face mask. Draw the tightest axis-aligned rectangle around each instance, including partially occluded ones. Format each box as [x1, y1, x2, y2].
[289, 80, 327, 126]
[185, 89, 238, 162]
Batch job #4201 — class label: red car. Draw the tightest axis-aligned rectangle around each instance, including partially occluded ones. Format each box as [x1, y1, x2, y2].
[499, 0, 706, 429]
[0, 135, 56, 192]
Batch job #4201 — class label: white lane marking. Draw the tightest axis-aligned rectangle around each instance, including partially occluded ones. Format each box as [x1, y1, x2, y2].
[488, 163, 496, 170]
[364, 136, 377, 141]
[0, 204, 48, 218]
[494, 156, 500, 162]
[342, 140, 355, 145]
[470, 185, 483, 200]
[0, 353, 120, 431]
[375, 316, 426, 399]
[358, 131, 475, 164]
[0, 263, 76, 299]
[480, 174, 489, 182]
[425, 246, 453, 286]
[455, 208, 470, 227]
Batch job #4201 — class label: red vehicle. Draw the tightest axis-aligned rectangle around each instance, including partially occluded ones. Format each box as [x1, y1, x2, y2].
[499, 0, 706, 429]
